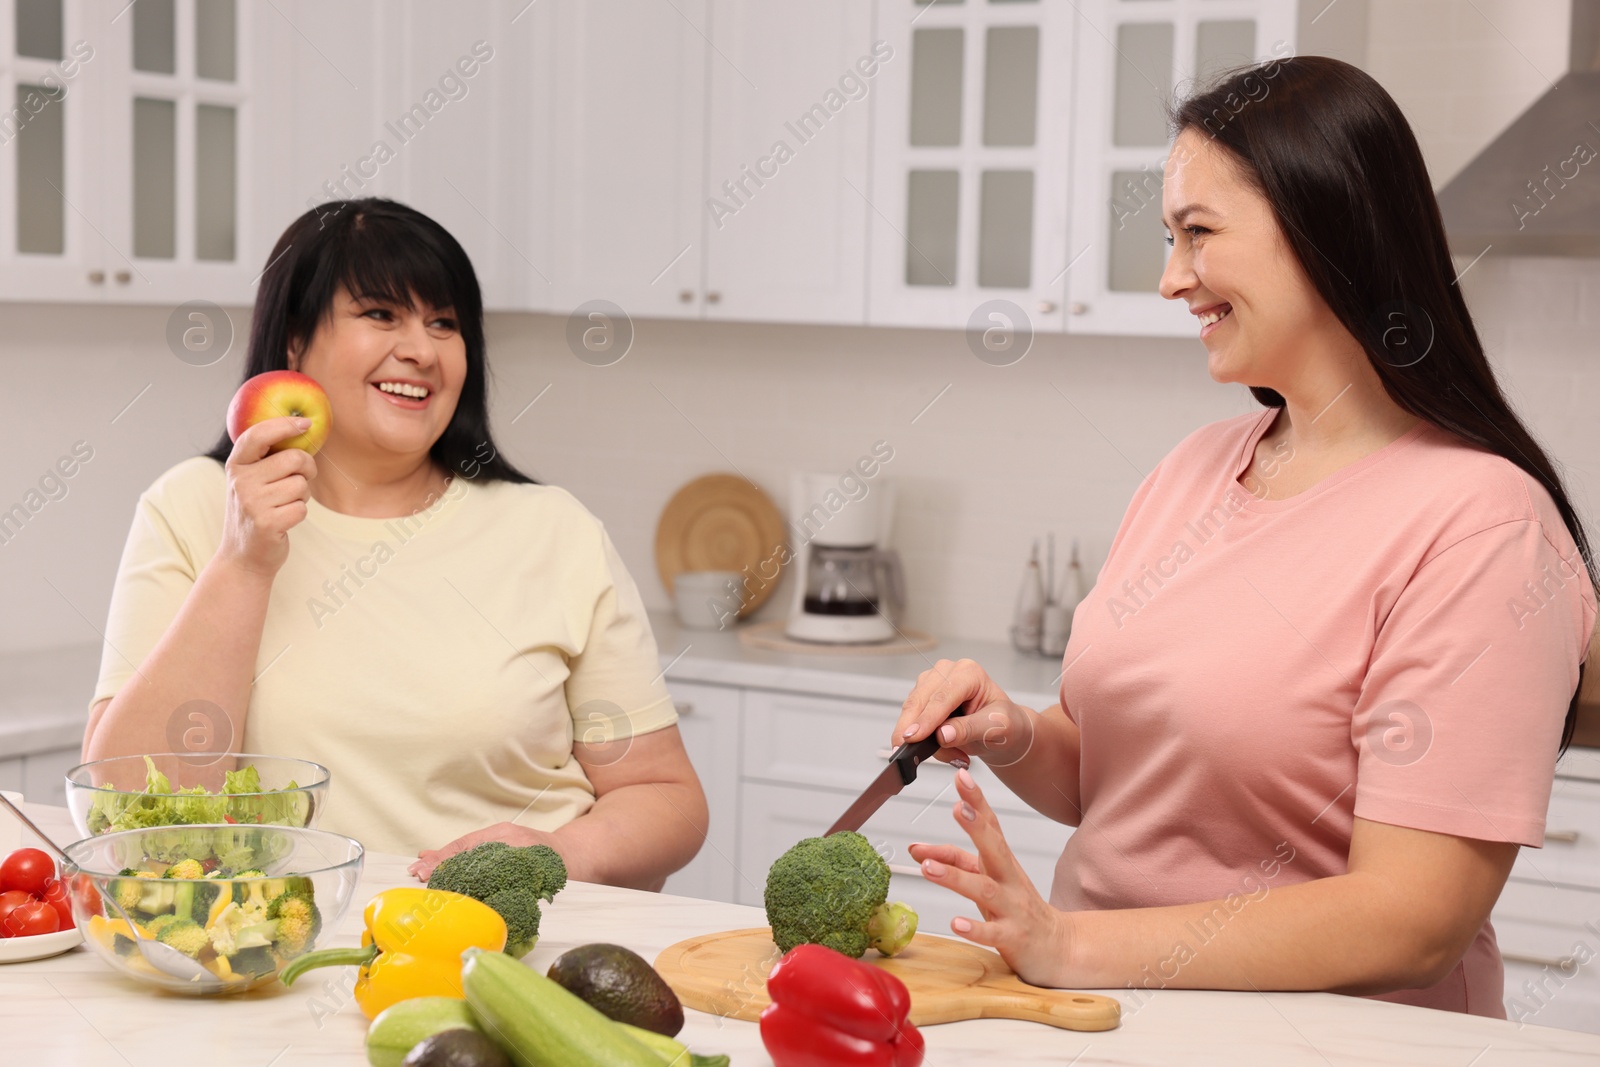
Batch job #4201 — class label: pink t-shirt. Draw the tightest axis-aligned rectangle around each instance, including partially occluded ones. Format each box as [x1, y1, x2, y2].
[1054, 407, 1596, 1017]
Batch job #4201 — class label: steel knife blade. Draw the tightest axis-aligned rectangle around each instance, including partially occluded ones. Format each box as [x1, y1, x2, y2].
[825, 705, 969, 835]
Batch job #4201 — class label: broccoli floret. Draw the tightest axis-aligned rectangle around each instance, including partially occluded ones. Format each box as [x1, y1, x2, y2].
[162, 859, 205, 880]
[228, 944, 278, 977]
[108, 874, 147, 914]
[265, 888, 321, 958]
[425, 841, 568, 958]
[764, 831, 919, 959]
[144, 913, 182, 937]
[230, 872, 271, 910]
[155, 919, 212, 959]
[173, 879, 222, 925]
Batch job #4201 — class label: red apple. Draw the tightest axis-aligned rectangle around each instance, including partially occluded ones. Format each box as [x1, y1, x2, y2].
[226, 370, 332, 455]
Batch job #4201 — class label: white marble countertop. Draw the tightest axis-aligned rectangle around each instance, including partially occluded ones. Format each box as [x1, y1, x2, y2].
[652, 612, 1600, 784]
[5, 803, 1600, 1065]
[650, 610, 1067, 709]
[0, 642, 98, 756]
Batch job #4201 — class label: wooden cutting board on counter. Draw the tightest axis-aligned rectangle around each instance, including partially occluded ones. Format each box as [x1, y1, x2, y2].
[654, 928, 1121, 1032]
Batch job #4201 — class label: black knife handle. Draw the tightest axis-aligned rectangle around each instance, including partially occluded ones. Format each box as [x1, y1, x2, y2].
[887, 704, 970, 786]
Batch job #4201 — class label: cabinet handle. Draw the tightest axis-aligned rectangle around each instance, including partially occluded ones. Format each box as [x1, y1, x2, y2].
[1069, 302, 1089, 315]
[1544, 829, 1581, 844]
[1037, 300, 1058, 314]
[114, 270, 131, 284]
[673, 702, 694, 717]
[88, 270, 105, 284]
[705, 291, 721, 304]
[887, 863, 924, 879]
[1503, 951, 1577, 970]
[678, 290, 694, 303]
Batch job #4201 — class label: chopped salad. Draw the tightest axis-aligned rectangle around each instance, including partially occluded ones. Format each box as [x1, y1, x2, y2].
[86, 755, 313, 835]
[89, 856, 322, 983]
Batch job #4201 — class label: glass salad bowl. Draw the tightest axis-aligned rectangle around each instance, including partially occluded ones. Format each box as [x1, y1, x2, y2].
[62, 824, 363, 994]
[65, 753, 330, 839]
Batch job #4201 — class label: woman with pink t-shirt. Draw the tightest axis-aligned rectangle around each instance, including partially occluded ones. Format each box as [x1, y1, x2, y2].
[893, 56, 1598, 1018]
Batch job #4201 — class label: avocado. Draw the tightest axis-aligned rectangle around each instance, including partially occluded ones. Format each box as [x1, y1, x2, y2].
[546, 943, 686, 1037]
[401, 1030, 511, 1067]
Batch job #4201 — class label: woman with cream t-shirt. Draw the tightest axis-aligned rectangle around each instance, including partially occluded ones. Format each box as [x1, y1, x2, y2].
[84, 199, 707, 890]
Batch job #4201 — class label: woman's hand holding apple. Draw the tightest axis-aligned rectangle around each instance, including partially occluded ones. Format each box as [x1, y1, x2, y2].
[218, 417, 320, 577]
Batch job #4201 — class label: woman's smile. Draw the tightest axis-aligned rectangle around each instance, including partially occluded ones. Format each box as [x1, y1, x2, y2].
[371, 378, 435, 411]
[1195, 301, 1234, 338]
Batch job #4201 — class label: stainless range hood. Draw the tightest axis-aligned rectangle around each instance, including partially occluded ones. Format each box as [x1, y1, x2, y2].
[1436, 0, 1600, 256]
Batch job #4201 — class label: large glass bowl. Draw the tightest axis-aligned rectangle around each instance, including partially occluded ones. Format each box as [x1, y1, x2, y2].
[65, 753, 330, 839]
[62, 824, 363, 994]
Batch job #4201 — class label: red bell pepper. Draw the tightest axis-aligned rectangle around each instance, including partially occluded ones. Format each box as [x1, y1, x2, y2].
[759, 943, 925, 1067]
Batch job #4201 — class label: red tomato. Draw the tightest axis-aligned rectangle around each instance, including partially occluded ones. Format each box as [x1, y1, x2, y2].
[0, 848, 54, 896]
[4, 899, 60, 937]
[41, 878, 73, 929]
[70, 873, 102, 918]
[0, 889, 32, 937]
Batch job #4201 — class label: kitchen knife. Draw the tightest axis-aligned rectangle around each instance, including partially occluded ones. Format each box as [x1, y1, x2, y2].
[826, 705, 969, 835]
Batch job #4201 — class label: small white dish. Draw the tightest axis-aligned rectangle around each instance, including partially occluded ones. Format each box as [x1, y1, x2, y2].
[0, 925, 83, 964]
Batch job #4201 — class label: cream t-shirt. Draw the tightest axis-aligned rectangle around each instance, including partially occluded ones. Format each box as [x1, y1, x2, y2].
[92, 457, 678, 857]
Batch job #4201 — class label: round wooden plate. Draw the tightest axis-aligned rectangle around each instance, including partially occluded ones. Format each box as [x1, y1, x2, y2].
[654, 928, 1121, 1031]
[654, 474, 787, 616]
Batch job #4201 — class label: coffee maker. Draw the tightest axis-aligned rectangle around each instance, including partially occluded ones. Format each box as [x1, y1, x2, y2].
[784, 472, 903, 644]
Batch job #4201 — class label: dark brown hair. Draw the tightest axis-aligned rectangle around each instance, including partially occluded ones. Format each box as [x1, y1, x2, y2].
[1171, 56, 1595, 752]
[206, 198, 534, 486]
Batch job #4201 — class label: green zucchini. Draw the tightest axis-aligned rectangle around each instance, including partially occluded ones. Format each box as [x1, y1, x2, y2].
[616, 1023, 731, 1067]
[366, 997, 480, 1067]
[460, 948, 664, 1067]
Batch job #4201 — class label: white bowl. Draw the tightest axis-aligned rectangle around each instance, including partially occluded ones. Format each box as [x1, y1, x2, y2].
[0, 926, 82, 964]
[674, 570, 743, 630]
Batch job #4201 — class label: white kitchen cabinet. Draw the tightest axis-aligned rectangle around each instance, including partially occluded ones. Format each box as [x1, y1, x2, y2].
[699, 0, 874, 323]
[661, 680, 745, 904]
[0, 0, 273, 305]
[381, 0, 548, 313]
[0, 0, 105, 301]
[542, 0, 706, 320]
[0, 746, 74, 807]
[1064, 0, 1297, 336]
[866, 0, 1075, 332]
[258, 1, 405, 271]
[20, 744, 74, 807]
[1493, 773, 1600, 1033]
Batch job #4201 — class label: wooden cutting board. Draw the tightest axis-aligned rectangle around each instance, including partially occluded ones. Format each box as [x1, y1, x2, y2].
[654, 928, 1121, 1032]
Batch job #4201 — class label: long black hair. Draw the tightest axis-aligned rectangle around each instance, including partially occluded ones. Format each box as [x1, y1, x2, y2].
[205, 198, 534, 485]
[1171, 56, 1596, 752]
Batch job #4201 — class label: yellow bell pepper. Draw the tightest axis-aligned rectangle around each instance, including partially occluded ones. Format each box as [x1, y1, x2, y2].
[279, 887, 507, 1019]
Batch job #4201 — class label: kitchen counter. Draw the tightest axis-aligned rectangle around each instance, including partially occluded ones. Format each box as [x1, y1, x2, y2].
[4, 627, 1598, 787]
[652, 612, 1600, 784]
[649, 610, 1068, 709]
[0, 642, 98, 756]
[6, 803, 1600, 1065]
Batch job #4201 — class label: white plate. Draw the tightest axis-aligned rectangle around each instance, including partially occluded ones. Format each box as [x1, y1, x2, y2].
[0, 925, 83, 963]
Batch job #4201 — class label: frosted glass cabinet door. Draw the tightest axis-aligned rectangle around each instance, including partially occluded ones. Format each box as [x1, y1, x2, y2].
[867, 0, 1074, 331]
[0, 0, 109, 301]
[1065, 0, 1298, 336]
[96, 0, 256, 304]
